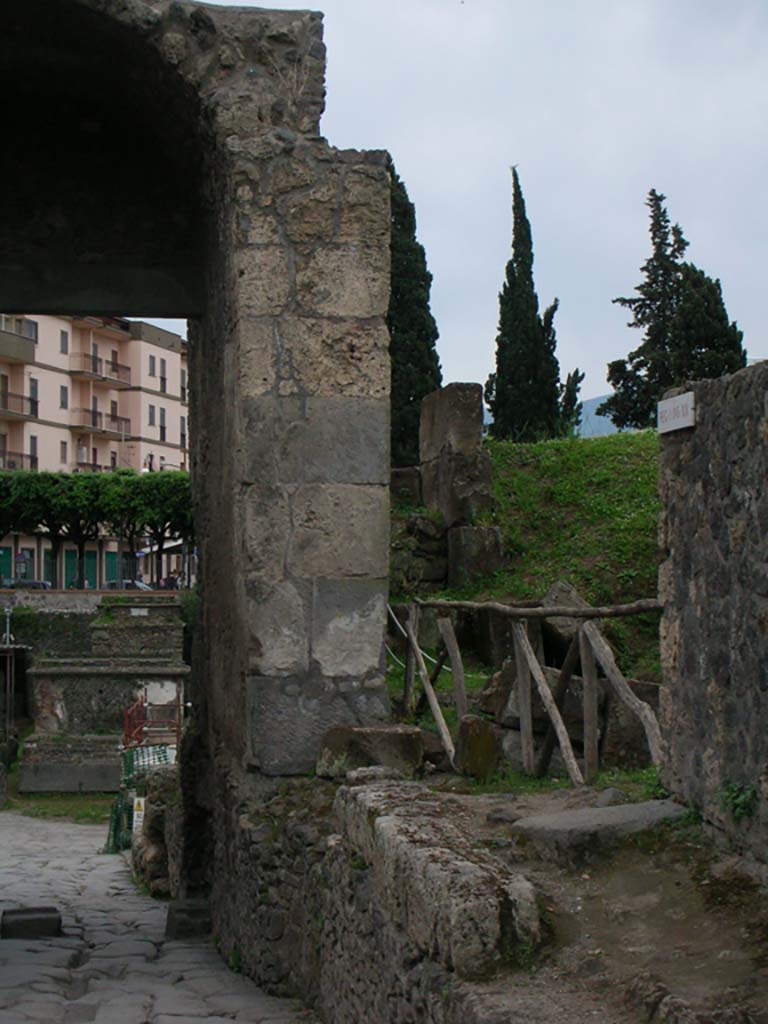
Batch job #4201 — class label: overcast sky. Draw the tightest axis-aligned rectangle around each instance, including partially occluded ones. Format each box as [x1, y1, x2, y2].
[152, 0, 768, 400]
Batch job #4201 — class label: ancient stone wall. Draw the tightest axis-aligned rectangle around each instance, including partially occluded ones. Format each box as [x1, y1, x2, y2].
[659, 364, 768, 859]
[3, 0, 393, 989]
[208, 779, 540, 1024]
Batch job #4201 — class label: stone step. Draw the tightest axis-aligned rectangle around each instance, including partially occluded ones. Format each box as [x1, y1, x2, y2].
[511, 799, 687, 866]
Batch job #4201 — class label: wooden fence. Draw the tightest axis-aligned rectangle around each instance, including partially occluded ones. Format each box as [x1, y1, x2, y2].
[394, 597, 663, 783]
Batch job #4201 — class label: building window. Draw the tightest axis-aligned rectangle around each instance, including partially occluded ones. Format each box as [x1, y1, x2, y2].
[60, 330, 69, 354]
[149, 354, 156, 377]
[29, 378, 39, 415]
[24, 319, 38, 342]
[180, 415, 187, 450]
[160, 357, 167, 394]
[60, 441, 68, 464]
[180, 368, 187, 403]
[159, 406, 166, 443]
[110, 451, 117, 469]
[148, 404, 156, 426]
[60, 385, 68, 410]
[29, 436, 38, 458]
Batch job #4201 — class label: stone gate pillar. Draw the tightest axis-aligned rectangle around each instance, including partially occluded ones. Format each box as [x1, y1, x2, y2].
[183, 6, 392, 775]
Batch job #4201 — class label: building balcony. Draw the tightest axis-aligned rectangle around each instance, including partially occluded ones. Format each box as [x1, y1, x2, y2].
[0, 391, 38, 419]
[0, 450, 38, 471]
[104, 414, 131, 437]
[74, 461, 106, 473]
[69, 408, 132, 436]
[70, 352, 131, 387]
[0, 329, 35, 365]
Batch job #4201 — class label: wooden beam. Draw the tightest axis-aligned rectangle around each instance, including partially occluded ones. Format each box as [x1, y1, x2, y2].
[579, 627, 600, 784]
[582, 620, 664, 766]
[437, 616, 468, 720]
[514, 623, 584, 786]
[534, 634, 579, 777]
[405, 619, 455, 767]
[512, 621, 535, 775]
[417, 598, 662, 620]
[402, 604, 419, 715]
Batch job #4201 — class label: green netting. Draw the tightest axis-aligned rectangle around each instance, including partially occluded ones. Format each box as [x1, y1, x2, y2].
[105, 791, 132, 854]
[120, 744, 171, 788]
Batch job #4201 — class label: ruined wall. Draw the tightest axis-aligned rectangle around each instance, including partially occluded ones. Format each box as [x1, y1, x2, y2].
[211, 779, 540, 1024]
[659, 364, 768, 858]
[3, 0, 394, 991]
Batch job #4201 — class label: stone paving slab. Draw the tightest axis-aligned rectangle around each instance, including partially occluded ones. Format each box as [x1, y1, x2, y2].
[0, 812, 317, 1023]
[511, 798, 687, 865]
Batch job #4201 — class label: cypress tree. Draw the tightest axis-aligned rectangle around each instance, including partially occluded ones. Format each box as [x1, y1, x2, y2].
[599, 189, 746, 429]
[486, 168, 581, 440]
[387, 157, 442, 467]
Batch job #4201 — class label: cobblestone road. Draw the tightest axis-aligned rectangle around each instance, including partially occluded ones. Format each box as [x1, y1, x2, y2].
[0, 812, 313, 1024]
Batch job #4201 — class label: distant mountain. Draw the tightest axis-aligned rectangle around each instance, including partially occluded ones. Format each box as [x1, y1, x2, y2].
[578, 395, 618, 437]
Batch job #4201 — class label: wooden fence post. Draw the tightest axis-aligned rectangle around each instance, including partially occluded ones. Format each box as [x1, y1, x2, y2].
[535, 634, 580, 777]
[513, 623, 584, 786]
[582, 621, 664, 766]
[405, 619, 455, 767]
[402, 604, 419, 715]
[579, 626, 599, 784]
[437, 616, 468, 720]
[513, 619, 535, 774]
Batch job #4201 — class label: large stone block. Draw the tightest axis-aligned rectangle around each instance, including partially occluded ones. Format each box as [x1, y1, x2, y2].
[316, 725, 423, 778]
[247, 675, 390, 774]
[234, 246, 292, 317]
[447, 526, 503, 587]
[337, 166, 391, 244]
[245, 579, 310, 676]
[419, 383, 484, 464]
[288, 484, 389, 578]
[242, 395, 389, 487]
[421, 448, 493, 527]
[311, 579, 387, 678]
[296, 245, 389, 319]
[1, 908, 62, 940]
[243, 485, 292, 582]
[275, 318, 390, 399]
[455, 715, 500, 782]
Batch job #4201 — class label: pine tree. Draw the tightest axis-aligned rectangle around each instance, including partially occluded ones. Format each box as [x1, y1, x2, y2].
[387, 158, 442, 467]
[486, 168, 581, 441]
[599, 190, 746, 429]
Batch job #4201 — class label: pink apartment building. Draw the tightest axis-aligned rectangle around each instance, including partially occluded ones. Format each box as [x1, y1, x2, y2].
[0, 314, 189, 587]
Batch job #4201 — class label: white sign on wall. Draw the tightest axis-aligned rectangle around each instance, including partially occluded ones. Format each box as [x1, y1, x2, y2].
[132, 797, 145, 832]
[657, 392, 695, 434]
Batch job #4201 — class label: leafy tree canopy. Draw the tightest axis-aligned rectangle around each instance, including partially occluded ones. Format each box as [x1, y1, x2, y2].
[599, 189, 746, 429]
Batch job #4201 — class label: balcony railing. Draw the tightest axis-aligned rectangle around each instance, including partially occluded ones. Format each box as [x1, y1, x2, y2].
[0, 451, 38, 471]
[70, 352, 131, 386]
[69, 408, 131, 435]
[0, 391, 38, 418]
[105, 414, 131, 436]
[71, 407, 103, 430]
[74, 461, 105, 473]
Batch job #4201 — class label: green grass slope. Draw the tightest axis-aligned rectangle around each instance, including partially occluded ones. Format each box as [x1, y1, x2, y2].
[474, 431, 661, 679]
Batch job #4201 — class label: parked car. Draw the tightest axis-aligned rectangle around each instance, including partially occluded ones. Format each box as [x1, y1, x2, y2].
[104, 579, 153, 591]
[1, 578, 52, 590]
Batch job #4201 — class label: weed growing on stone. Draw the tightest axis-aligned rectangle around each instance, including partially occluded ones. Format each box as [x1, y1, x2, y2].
[718, 782, 759, 821]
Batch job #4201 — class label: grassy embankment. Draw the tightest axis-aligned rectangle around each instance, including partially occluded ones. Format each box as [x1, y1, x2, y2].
[388, 430, 662, 730]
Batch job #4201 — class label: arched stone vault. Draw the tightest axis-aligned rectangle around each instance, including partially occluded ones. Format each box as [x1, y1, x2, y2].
[0, 0, 391, 789]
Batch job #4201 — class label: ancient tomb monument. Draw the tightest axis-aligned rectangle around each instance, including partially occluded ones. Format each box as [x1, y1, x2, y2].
[0, 0, 391, 779]
[659, 363, 768, 860]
